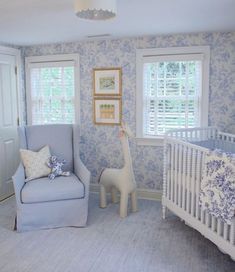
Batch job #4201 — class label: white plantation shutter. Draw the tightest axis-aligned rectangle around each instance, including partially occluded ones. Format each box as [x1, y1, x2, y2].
[27, 58, 78, 125]
[142, 54, 203, 136]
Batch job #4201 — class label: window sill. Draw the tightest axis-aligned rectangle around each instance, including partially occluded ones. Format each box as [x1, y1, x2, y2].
[135, 137, 164, 146]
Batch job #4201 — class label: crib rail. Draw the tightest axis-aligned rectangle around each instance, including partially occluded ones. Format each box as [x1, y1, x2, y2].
[162, 127, 235, 260]
[166, 127, 218, 142]
[218, 131, 235, 142]
[217, 131, 235, 153]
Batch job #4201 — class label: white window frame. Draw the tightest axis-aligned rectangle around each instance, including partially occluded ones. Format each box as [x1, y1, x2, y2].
[136, 46, 210, 146]
[25, 54, 80, 125]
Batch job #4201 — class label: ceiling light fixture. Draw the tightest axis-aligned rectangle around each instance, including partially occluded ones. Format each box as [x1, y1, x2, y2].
[74, 0, 117, 20]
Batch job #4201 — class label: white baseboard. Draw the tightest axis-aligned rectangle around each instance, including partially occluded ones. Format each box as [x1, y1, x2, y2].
[90, 183, 162, 201]
[0, 194, 14, 203]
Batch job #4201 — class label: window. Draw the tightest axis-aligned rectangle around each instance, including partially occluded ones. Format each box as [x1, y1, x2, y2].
[136, 46, 210, 145]
[26, 54, 80, 125]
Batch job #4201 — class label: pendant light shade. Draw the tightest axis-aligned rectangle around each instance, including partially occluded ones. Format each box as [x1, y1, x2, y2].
[74, 0, 117, 20]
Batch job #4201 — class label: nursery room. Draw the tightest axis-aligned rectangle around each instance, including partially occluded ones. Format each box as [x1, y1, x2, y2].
[0, 0, 235, 271]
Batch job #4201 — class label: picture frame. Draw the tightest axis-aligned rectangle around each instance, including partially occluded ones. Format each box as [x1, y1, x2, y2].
[94, 97, 122, 125]
[93, 68, 122, 96]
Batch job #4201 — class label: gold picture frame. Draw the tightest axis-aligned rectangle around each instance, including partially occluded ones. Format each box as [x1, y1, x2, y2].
[93, 68, 122, 96]
[94, 97, 122, 125]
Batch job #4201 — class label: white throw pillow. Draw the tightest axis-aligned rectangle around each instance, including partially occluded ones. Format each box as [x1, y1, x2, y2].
[20, 145, 51, 182]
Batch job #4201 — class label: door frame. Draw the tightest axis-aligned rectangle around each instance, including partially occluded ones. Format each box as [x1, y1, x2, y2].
[0, 45, 23, 126]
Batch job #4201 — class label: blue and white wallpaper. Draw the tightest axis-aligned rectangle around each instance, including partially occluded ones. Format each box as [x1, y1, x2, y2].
[21, 32, 235, 190]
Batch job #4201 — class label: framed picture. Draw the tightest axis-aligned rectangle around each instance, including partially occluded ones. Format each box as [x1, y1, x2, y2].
[94, 97, 122, 125]
[93, 68, 122, 96]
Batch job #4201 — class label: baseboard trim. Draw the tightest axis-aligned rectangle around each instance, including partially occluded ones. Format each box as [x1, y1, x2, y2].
[90, 184, 162, 201]
[0, 193, 14, 203]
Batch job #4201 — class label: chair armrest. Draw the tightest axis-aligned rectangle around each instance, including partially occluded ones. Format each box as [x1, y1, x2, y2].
[72, 125, 91, 196]
[12, 163, 25, 205]
[74, 157, 91, 196]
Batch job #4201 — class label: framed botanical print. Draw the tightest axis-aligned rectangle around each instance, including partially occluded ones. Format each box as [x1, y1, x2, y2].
[93, 68, 122, 96]
[94, 97, 122, 125]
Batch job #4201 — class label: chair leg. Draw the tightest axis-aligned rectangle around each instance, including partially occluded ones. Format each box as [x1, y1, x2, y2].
[111, 187, 118, 203]
[162, 205, 166, 219]
[131, 190, 138, 213]
[14, 216, 17, 231]
[100, 184, 107, 208]
[119, 192, 128, 218]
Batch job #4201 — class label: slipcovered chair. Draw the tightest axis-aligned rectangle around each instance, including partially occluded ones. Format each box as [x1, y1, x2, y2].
[12, 124, 90, 232]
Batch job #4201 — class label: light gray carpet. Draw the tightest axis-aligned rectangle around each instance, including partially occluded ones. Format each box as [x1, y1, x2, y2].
[0, 194, 234, 272]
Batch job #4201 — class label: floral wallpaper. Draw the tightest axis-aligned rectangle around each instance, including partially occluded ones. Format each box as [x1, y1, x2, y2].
[20, 32, 235, 190]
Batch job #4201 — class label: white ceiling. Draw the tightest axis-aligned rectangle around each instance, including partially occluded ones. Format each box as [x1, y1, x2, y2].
[0, 0, 235, 46]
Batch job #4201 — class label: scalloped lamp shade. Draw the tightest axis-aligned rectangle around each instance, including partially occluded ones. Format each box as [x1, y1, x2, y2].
[74, 0, 117, 20]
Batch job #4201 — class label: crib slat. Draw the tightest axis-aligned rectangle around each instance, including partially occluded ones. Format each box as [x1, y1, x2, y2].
[224, 223, 228, 240]
[203, 129, 207, 141]
[166, 144, 171, 199]
[206, 213, 210, 227]
[200, 209, 205, 224]
[182, 146, 187, 210]
[197, 129, 200, 140]
[174, 144, 178, 204]
[195, 150, 201, 219]
[200, 152, 206, 223]
[170, 144, 174, 201]
[180, 131, 183, 139]
[212, 128, 216, 138]
[207, 128, 211, 139]
[178, 144, 183, 207]
[186, 147, 191, 213]
[191, 148, 196, 217]
[189, 130, 193, 141]
[200, 128, 203, 139]
[217, 219, 222, 236]
[212, 216, 216, 232]
[230, 218, 235, 245]
[163, 141, 167, 209]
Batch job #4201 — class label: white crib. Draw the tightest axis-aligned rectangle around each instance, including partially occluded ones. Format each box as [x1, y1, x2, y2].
[162, 127, 235, 260]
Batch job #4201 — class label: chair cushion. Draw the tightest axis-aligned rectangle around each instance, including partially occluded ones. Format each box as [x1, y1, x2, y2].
[21, 174, 85, 204]
[25, 125, 74, 172]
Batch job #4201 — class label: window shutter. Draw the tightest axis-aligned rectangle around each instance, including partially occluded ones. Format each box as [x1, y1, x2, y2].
[143, 58, 202, 136]
[28, 62, 75, 125]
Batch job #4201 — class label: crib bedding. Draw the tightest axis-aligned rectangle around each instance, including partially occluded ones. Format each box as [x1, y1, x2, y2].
[199, 149, 235, 225]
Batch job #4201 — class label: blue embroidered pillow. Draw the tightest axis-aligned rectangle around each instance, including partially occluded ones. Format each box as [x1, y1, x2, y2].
[47, 156, 70, 180]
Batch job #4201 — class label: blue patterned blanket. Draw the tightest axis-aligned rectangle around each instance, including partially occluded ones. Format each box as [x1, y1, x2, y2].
[199, 149, 235, 225]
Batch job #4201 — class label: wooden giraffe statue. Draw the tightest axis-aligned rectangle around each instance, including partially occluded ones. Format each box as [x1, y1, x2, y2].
[99, 122, 138, 218]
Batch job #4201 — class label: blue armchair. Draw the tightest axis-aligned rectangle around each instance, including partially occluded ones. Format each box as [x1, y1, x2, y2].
[12, 124, 90, 232]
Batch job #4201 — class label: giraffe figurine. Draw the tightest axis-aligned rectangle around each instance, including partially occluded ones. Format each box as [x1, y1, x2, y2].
[99, 122, 138, 218]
